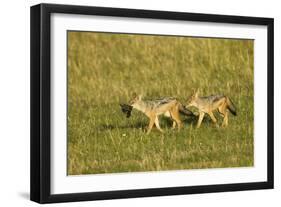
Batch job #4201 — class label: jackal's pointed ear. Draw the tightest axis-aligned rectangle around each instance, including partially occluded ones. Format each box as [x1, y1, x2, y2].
[138, 94, 143, 100]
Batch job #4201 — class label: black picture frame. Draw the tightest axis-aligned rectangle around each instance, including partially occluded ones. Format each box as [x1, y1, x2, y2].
[30, 3, 274, 204]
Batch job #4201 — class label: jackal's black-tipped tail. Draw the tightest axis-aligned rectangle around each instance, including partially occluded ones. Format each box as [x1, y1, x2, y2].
[226, 97, 237, 116]
[179, 104, 194, 116]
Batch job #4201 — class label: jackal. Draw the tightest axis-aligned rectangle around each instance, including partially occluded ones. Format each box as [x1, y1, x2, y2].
[129, 93, 193, 134]
[187, 91, 237, 128]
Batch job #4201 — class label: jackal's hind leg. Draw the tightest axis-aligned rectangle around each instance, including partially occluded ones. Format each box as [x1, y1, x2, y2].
[196, 112, 205, 128]
[170, 110, 182, 130]
[222, 111, 229, 127]
[155, 116, 164, 133]
[208, 111, 219, 128]
[172, 121, 177, 129]
[218, 105, 227, 117]
[218, 108, 225, 117]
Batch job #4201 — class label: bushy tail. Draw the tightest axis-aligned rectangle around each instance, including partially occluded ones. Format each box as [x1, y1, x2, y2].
[178, 104, 194, 116]
[226, 97, 237, 116]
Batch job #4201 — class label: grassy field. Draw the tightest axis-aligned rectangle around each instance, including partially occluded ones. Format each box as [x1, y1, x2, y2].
[67, 31, 254, 175]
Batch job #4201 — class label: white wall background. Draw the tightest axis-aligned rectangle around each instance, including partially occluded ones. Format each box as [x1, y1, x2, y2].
[0, 0, 279, 206]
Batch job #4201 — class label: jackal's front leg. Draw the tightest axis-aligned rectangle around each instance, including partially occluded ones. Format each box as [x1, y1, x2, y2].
[196, 112, 205, 128]
[155, 116, 164, 133]
[146, 115, 156, 134]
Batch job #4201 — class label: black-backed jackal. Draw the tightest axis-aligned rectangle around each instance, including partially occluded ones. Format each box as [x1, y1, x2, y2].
[129, 93, 193, 134]
[187, 91, 237, 128]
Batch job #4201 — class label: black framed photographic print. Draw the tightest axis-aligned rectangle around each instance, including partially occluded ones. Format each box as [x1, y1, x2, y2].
[30, 3, 274, 203]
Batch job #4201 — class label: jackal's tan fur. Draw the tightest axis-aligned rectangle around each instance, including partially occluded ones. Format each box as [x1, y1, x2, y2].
[129, 93, 192, 134]
[187, 91, 237, 128]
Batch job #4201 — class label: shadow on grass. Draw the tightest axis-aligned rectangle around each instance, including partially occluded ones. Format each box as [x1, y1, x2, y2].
[98, 115, 200, 131]
[182, 115, 198, 125]
[99, 121, 147, 131]
[183, 114, 227, 128]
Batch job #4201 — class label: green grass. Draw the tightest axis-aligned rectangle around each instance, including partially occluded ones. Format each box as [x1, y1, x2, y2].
[67, 31, 254, 175]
